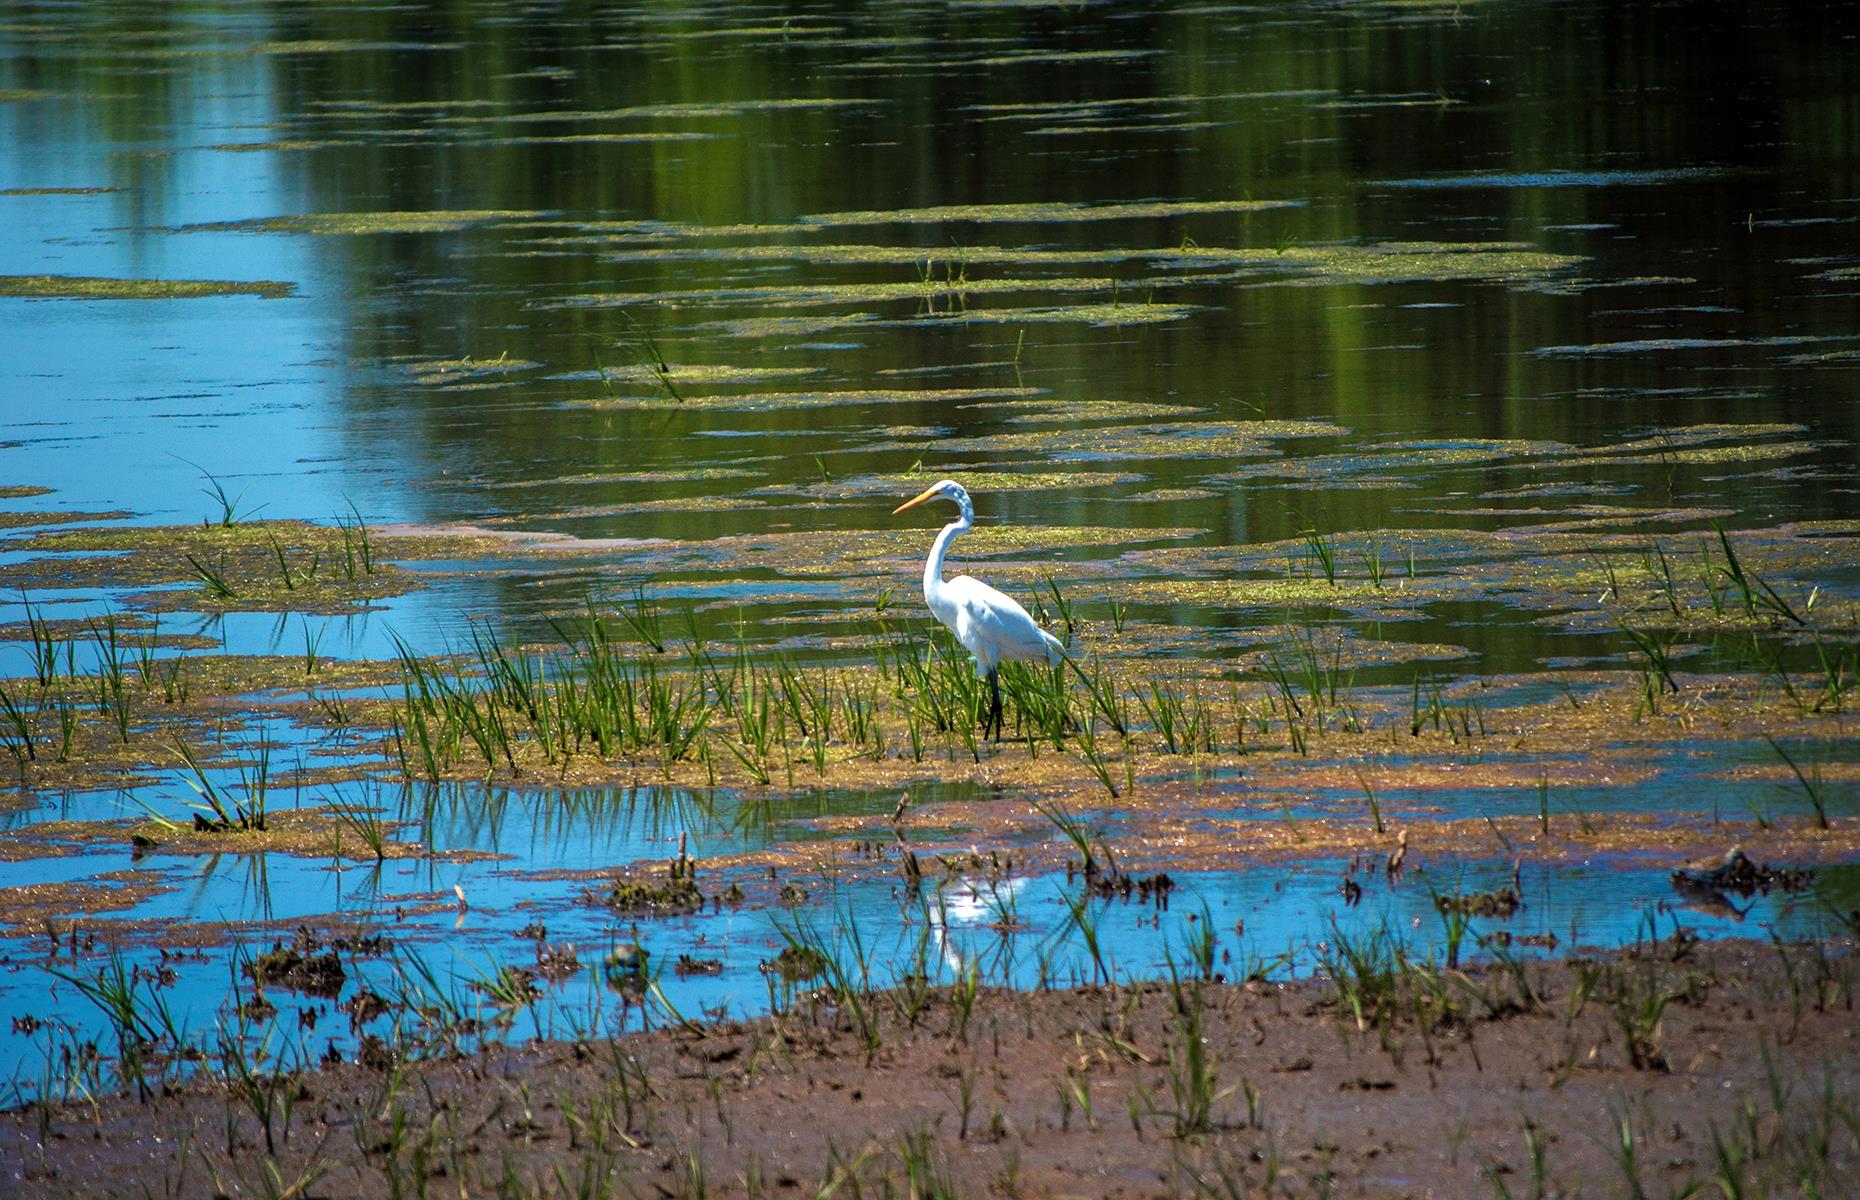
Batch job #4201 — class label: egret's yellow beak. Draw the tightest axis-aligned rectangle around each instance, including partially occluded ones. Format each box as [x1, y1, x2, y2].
[892, 484, 942, 515]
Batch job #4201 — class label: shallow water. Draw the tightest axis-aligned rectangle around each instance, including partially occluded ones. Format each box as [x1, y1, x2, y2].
[2, 0, 1858, 1094]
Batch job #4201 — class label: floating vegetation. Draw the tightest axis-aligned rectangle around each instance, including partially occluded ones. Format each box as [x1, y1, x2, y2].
[4, 520, 420, 612]
[1531, 335, 1826, 357]
[906, 302, 1203, 326]
[1374, 168, 1723, 189]
[394, 355, 541, 387]
[568, 385, 1036, 412]
[893, 419, 1349, 461]
[692, 312, 878, 338]
[480, 467, 765, 490]
[560, 274, 1138, 311]
[1204, 241, 1583, 286]
[771, 470, 1143, 499]
[979, 399, 1207, 423]
[796, 199, 1299, 226]
[183, 209, 542, 235]
[0, 185, 119, 196]
[0, 275, 294, 300]
[1218, 424, 1816, 485]
[563, 362, 821, 387]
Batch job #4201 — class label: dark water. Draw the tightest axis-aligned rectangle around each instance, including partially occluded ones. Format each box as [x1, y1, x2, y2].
[2, 0, 1858, 1091]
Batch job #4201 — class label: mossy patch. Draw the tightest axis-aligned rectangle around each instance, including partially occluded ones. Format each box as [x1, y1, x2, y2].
[0, 275, 294, 300]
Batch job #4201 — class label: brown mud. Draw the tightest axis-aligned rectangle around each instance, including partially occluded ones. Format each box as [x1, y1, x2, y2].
[4, 938, 1855, 1197]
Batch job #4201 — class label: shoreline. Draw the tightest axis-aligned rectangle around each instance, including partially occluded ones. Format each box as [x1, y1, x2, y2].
[7, 936, 1856, 1197]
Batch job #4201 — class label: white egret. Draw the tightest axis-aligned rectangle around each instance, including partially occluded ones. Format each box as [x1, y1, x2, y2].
[893, 480, 1066, 739]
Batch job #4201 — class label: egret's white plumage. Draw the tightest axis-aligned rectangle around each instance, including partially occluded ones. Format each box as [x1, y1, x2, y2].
[893, 479, 1065, 737]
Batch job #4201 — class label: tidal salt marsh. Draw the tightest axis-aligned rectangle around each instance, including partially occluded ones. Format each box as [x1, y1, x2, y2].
[4, 0, 1860, 1193]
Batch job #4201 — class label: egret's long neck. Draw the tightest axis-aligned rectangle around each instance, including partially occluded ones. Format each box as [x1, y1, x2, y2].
[923, 513, 971, 608]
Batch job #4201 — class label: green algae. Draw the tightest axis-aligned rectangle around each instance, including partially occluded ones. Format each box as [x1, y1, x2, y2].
[798, 199, 1299, 226]
[568, 385, 1037, 413]
[483, 131, 715, 146]
[973, 399, 1208, 424]
[456, 98, 877, 126]
[692, 313, 878, 338]
[481, 467, 765, 491]
[1210, 241, 1581, 286]
[1128, 487, 1219, 502]
[574, 363, 822, 387]
[559, 274, 1134, 311]
[896, 419, 1349, 461]
[772, 470, 1144, 500]
[0, 275, 294, 300]
[485, 495, 771, 522]
[209, 140, 344, 153]
[905, 302, 1203, 326]
[4, 520, 430, 613]
[1219, 438, 1569, 484]
[1553, 441, 1817, 468]
[607, 524, 1203, 580]
[185, 210, 542, 235]
[394, 355, 542, 386]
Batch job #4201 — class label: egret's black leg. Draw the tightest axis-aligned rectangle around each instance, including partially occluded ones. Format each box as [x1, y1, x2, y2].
[987, 670, 1003, 741]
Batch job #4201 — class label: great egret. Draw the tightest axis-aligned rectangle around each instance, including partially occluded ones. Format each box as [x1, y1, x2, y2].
[893, 479, 1065, 739]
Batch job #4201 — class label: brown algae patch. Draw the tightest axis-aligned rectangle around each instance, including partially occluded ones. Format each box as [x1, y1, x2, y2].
[0, 275, 294, 300]
[0, 508, 133, 530]
[0, 872, 179, 926]
[0, 485, 53, 499]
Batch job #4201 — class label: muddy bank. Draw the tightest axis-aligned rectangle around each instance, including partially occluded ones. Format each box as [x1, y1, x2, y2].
[5, 938, 1855, 1197]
